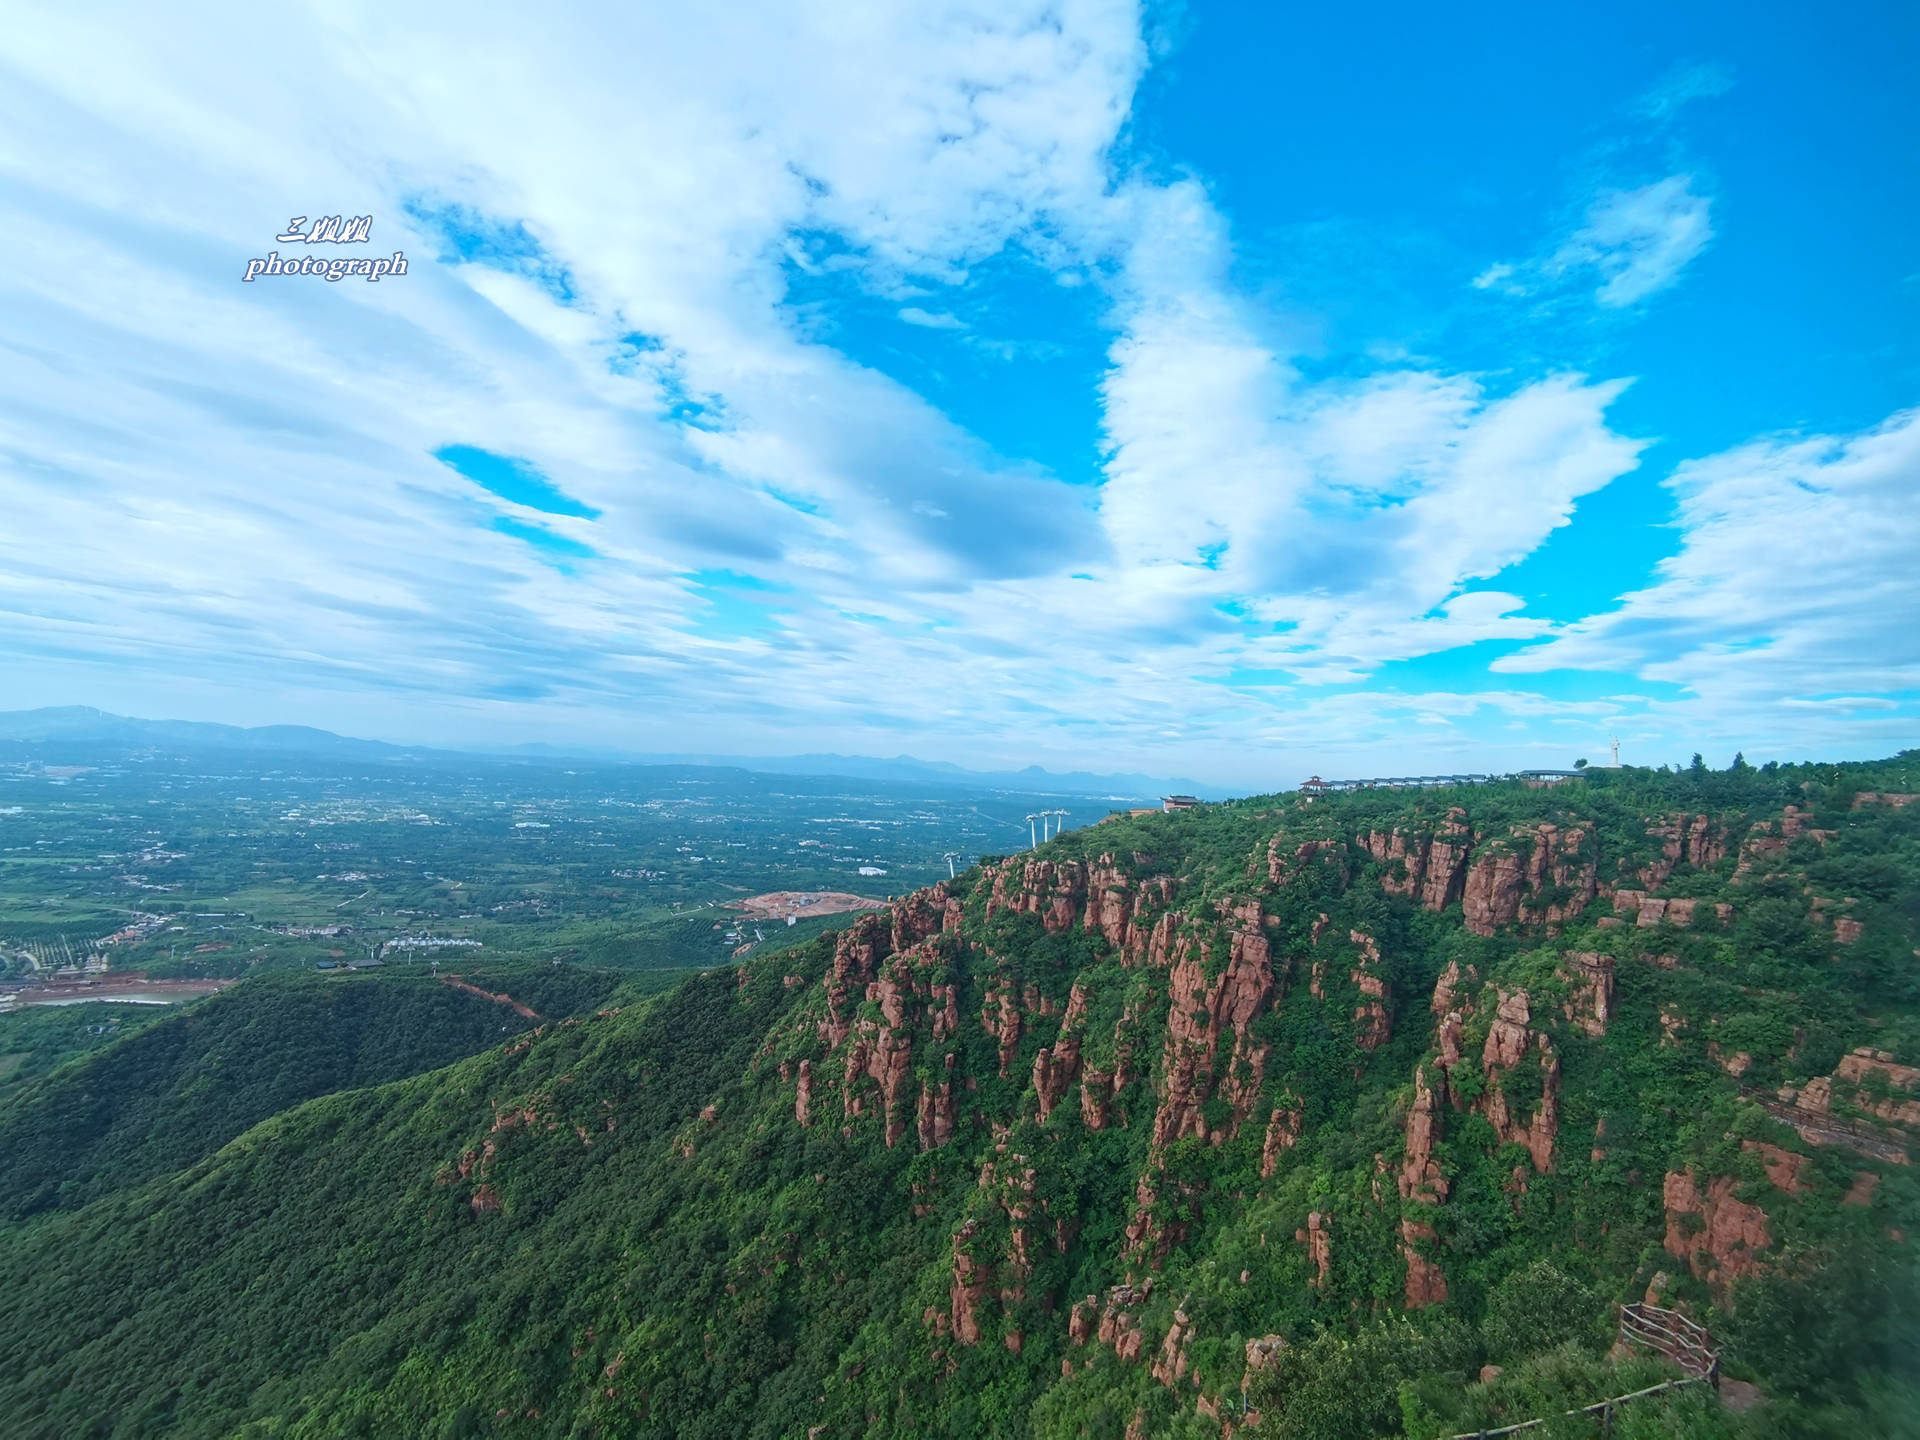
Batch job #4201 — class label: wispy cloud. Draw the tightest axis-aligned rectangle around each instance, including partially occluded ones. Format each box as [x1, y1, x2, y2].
[898, 306, 966, 329]
[1475, 175, 1714, 309]
[1633, 61, 1735, 122]
[1497, 408, 1920, 724]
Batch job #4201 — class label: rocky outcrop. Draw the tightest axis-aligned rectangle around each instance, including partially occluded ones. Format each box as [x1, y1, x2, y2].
[1032, 1038, 1078, 1120]
[916, 1064, 956, 1150]
[1125, 1169, 1201, 1265]
[983, 984, 1023, 1079]
[1734, 822, 1790, 880]
[1268, 836, 1346, 887]
[1836, 1049, 1920, 1124]
[1296, 1211, 1331, 1287]
[1421, 811, 1475, 910]
[949, 1219, 994, 1345]
[1150, 1304, 1194, 1388]
[1399, 1065, 1448, 1204]
[1151, 918, 1277, 1147]
[987, 858, 1088, 932]
[1742, 1139, 1810, 1195]
[795, 1058, 813, 1127]
[1479, 989, 1559, 1172]
[1461, 824, 1598, 934]
[1068, 1296, 1096, 1345]
[1483, 989, 1533, 1070]
[1557, 953, 1614, 1036]
[1663, 1169, 1771, 1284]
[1398, 1064, 1450, 1307]
[1462, 848, 1526, 937]
[1431, 959, 1474, 1019]
[1639, 813, 1724, 888]
[1349, 929, 1392, 1053]
[1261, 1102, 1302, 1178]
[1095, 1281, 1150, 1363]
[1359, 809, 1473, 911]
[1401, 1219, 1448, 1308]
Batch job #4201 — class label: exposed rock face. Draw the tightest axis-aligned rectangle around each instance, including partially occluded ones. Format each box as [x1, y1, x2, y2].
[1296, 1211, 1332, 1287]
[1125, 1169, 1200, 1265]
[1150, 919, 1277, 1147]
[1833, 1050, 1920, 1127]
[1663, 1169, 1771, 1284]
[1269, 836, 1346, 887]
[1261, 1103, 1303, 1178]
[1854, 792, 1920, 809]
[1421, 811, 1475, 910]
[1360, 810, 1473, 911]
[916, 1067, 955, 1151]
[1479, 989, 1559, 1172]
[1558, 953, 1614, 1036]
[1460, 824, 1598, 934]
[1363, 827, 1424, 897]
[1081, 1068, 1116, 1131]
[1398, 1063, 1450, 1307]
[1096, 1282, 1149, 1363]
[794, 1058, 813, 1127]
[984, 985, 1023, 1079]
[1742, 1140, 1810, 1195]
[949, 1219, 993, 1345]
[987, 859, 1088, 932]
[1640, 813, 1723, 888]
[1033, 1030, 1082, 1122]
[1348, 929, 1392, 1053]
[1431, 959, 1477, 1022]
[1068, 1296, 1096, 1345]
[819, 913, 889, 1050]
[1150, 1305, 1193, 1388]
[1399, 1065, 1449, 1204]
[1734, 824, 1790, 880]
[1483, 990, 1534, 1070]
[1400, 1218, 1448, 1308]
[1462, 849, 1525, 937]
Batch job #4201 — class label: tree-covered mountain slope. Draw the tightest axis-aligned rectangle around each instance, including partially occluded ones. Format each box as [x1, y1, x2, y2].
[0, 964, 646, 1218]
[1, 759, 1916, 1439]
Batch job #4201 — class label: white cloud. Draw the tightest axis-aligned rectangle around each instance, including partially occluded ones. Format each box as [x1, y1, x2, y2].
[0, 3, 1890, 787]
[1498, 408, 1920, 717]
[898, 307, 966, 329]
[1634, 61, 1735, 122]
[1477, 175, 1714, 310]
[1558, 176, 1715, 307]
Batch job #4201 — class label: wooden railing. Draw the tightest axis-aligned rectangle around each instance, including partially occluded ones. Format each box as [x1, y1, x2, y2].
[1445, 1303, 1721, 1438]
[1617, 1302, 1720, 1381]
[1447, 1377, 1707, 1437]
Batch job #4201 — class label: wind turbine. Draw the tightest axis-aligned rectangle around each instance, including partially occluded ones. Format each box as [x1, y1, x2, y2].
[943, 852, 960, 878]
[1049, 808, 1069, 838]
[1025, 814, 1040, 849]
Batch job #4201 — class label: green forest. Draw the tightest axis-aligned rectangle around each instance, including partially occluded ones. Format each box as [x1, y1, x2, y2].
[1, 756, 1916, 1438]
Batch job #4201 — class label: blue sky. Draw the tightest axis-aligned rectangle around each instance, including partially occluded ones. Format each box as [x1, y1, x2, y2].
[0, 1, 1914, 787]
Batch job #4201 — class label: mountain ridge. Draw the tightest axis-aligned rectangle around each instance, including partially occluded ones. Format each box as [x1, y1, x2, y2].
[0, 753, 1915, 1438]
[0, 706, 1217, 799]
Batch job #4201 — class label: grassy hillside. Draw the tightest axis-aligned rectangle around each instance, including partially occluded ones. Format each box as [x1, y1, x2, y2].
[0, 964, 670, 1218]
[0, 756, 1916, 1438]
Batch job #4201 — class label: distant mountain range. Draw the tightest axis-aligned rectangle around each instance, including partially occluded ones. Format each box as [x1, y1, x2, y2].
[0, 707, 1223, 800]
